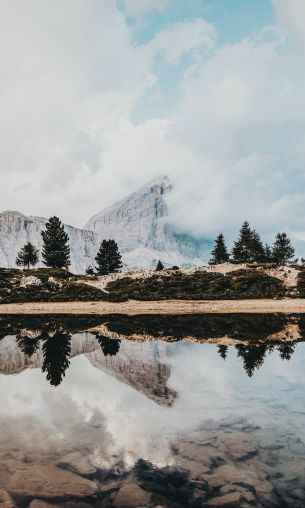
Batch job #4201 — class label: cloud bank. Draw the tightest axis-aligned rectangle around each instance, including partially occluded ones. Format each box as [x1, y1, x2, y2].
[1, 0, 305, 250]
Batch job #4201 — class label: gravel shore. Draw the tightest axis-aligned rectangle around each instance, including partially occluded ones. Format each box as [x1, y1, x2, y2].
[0, 298, 305, 314]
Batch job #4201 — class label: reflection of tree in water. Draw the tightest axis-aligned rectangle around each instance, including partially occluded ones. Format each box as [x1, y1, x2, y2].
[96, 335, 121, 356]
[42, 331, 71, 386]
[215, 340, 298, 377]
[217, 345, 228, 360]
[278, 343, 296, 360]
[235, 344, 270, 378]
[16, 334, 43, 357]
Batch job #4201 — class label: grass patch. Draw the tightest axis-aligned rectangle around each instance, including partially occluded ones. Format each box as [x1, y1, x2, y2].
[1, 282, 105, 304]
[105, 269, 285, 301]
[0, 268, 105, 303]
[0, 267, 287, 303]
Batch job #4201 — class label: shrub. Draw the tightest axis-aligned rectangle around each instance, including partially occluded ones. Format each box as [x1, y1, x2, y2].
[297, 269, 305, 297]
[104, 269, 285, 301]
[1, 282, 105, 304]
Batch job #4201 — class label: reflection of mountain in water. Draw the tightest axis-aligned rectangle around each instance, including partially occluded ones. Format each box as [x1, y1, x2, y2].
[86, 339, 176, 406]
[0, 328, 176, 405]
[0, 313, 304, 389]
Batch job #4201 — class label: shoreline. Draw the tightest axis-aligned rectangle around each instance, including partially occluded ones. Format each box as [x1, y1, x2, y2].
[0, 298, 305, 314]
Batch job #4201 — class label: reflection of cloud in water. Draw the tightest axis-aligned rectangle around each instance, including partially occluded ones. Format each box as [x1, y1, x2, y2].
[0, 355, 173, 467]
[168, 343, 305, 434]
[1, 341, 305, 469]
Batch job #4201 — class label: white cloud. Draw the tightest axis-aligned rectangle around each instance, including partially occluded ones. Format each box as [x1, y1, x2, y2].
[0, 0, 157, 224]
[150, 18, 216, 65]
[1, 1, 305, 250]
[121, 0, 170, 17]
[0, 1, 217, 228]
[273, 0, 305, 42]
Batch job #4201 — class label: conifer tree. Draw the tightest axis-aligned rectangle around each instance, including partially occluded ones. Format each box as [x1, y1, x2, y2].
[155, 260, 164, 271]
[209, 233, 230, 264]
[251, 230, 266, 263]
[41, 216, 70, 269]
[272, 232, 295, 265]
[232, 221, 252, 263]
[264, 244, 273, 263]
[16, 242, 39, 269]
[232, 221, 265, 263]
[95, 239, 122, 275]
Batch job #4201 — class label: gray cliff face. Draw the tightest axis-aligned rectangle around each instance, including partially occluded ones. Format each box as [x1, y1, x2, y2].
[0, 177, 211, 272]
[0, 211, 97, 273]
[85, 177, 172, 253]
[85, 176, 211, 268]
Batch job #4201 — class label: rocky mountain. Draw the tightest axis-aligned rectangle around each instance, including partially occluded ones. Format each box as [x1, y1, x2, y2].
[85, 176, 211, 270]
[0, 177, 211, 272]
[0, 210, 97, 273]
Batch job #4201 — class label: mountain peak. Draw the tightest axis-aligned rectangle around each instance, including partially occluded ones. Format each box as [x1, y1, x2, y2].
[0, 177, 211, 272]
[84, 176, 210, 267]
[137, 175, 171, 193]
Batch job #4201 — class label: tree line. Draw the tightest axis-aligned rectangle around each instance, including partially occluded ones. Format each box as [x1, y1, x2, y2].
[15, 216, 299, 274]
[210, 221, 296, 266]
[15, 216, 123, 275]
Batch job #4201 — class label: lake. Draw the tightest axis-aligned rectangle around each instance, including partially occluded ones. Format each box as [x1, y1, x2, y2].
[0, 313, 304, 507]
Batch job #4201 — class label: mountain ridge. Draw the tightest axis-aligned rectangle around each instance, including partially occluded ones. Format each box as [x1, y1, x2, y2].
[0, 177, 211, 271]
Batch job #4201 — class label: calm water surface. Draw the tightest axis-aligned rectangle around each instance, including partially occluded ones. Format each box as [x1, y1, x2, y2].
[0, 314, 304, 507]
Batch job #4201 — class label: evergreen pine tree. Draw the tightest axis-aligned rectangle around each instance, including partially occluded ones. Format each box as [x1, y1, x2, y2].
[232, 221, 252, 263]
[251, 230, 266, 262]
[41, 216, 70, 269]
[232, 221, 265, 263]
[272, 232, 295, 265]
[86, 265, 95, 275]
[264, 244, 273, 263]
[209, 233, 230, 264]
[16, 242, 39, 269]
[155, 260, 164, 271]
[95, 239, 122, 275]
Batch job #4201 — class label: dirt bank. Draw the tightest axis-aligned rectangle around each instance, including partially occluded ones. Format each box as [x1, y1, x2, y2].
[1, 298, 305, 314]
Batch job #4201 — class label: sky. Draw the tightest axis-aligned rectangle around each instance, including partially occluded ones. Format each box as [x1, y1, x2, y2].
[1, 0, 305, 246]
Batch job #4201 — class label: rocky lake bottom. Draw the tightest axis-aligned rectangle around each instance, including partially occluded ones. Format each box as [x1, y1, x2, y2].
[0, 313, 305, 507]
